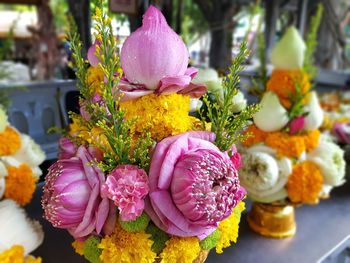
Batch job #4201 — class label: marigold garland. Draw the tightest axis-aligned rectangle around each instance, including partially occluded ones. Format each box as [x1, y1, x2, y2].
[0, 126, 21, 156]
[160, 236, 201, 263]
[4, 164, 36, 206]
[265, 132, 305, 158]
[287, 161, 323, 204]
[266, 69, 310, 109]
[302, 129, 320, 151]
[0, 245, 41, 263]
[243, 125, 268, 147]
[216, 201, 245, 254]
[98, 223, 156, 263]
[120, 93, 195, 141]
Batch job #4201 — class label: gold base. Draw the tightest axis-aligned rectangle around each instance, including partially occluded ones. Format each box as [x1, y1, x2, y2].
[247, 202, 296, 238]
[155, 250, 209, 263]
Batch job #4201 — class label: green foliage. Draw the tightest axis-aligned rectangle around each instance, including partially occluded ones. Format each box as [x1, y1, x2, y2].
[303, 4, 323, 78]
[199, 229, 221, 250]
[202, 41, 260, 151]
[119, 212, 150, 232]
[83, 236, 102, 263]
[146, 223, 170, 254]
[50, 0, 69, 32]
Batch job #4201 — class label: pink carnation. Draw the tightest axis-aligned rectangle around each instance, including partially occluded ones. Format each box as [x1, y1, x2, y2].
[101, 165, 149, 221]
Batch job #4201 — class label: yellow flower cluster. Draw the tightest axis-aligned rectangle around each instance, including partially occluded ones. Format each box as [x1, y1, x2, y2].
[5, 164, 36, 206]
[287, 161, 323, 204]
[216, 201, 245, 254]
[0, 126, 21, 156]
[0, 245, 41, 263]
[99, 223, 156, 263]
[72, 240, 84, 256]
[120, 93, 196, 141]
[87, 67, 105, 95]
[160, 237, 200, 263]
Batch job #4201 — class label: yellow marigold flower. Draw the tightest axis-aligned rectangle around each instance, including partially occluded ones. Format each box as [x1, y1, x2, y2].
[287, 161, 323, 204]
[69, 116, 89, 137]
[302, 129, 320, 152]
[243, 125, 269, 147]
[0, 245, 41, 263]
[216, 201, 245, 254]
[120, 93, 195, 141]
[72, 240, 85, 256]
[160, 237, 200, 263]
[0, 126, 21, 156]
[99, 223, 156, 263]
[265, 132, 306, 158]
[4, 164, 36, 206]
[267, 69, 310, 109]
[87, 66, 105, 95]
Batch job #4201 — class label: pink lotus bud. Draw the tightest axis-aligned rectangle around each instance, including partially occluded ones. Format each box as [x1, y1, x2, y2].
[58, 137, 78, 159]
[120, 6, 189, 90]
[289, 116, 305, 135]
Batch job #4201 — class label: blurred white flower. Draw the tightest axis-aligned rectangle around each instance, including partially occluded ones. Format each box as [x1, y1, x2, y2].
[13, 134, 45, 167]
[189, 98, 203, 113]
[271, 26, 306, 70]
[303, 92, 324, 131]
[307, 140, 346, 186]
[240, 145, 292, 203]
[253, 91, 289, 132]
[0, 107, 8, 133]
[0, 199, 43, 255]
[0, 161, 7, 199]
[231, 90, 247, 113]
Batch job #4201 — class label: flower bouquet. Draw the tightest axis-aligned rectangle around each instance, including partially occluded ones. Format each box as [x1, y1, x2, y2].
[240, 9, 346, 238]
[0, 106, 44, 262]
[41, 4, 258, 263]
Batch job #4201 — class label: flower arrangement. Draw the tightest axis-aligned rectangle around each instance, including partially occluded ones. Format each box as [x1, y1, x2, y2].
[0, 106, 44, 261]
[42, 4, 258, 263]
[240, 5, 346, 235]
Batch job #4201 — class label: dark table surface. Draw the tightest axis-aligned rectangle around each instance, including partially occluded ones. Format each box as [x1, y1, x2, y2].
[28, 180, 350, 263]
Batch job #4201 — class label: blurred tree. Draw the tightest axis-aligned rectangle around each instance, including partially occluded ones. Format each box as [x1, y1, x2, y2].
[193, 0, 241, 71]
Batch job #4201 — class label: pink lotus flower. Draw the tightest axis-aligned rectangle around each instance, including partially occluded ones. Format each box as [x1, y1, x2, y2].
[230, 146, 242, 170]
[42, 146, 116, 238]
[118, 6, 207, 101]
[332, 122, 350, 144]
[289, 116, 305, 135]
[58, 137, 78, 159]
[87, 40, 100, 67]
[101, 165, 149, 221]
[145, 131, 245, 239]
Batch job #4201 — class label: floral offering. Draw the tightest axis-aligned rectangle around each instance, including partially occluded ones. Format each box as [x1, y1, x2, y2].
[42, 5, 258, 263]
[241, 24, 346, 206]
[0, 106, 44, 261]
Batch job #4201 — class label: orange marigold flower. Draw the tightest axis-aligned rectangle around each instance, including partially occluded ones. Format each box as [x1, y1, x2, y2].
[266, 69, 310, 109]
[5, 164, 36, 206]
[303, 129, 320, 152]
[265, 132, 305, 158]
[0, 126, 21, 156]
[243, 125, 268, 147]
[287, 161, 323, 204]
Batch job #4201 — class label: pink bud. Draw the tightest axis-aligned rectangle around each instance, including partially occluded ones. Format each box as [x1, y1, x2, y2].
[289, 116, 305, 135]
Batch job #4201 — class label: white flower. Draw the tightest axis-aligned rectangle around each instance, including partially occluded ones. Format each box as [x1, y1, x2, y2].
[0, 161, 7, 199]
[271, 26, 306, 70]
[307, 140, 346, 186]
[303, 92, 324, 130]
[231, 90, 247, 113]
[13, 134, 46, 167]
[240, 145, 292, 203]
[189, 98, 203, 113]
[192, 68, 223, 97]
[1, 156, 42, 181]
[0, 107, 8, 133]
[0, 199, 44, 255]
[253, 91, 289, 132]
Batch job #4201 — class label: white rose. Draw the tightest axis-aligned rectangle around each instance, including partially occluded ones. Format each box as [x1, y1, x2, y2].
[253, 91, 289, 132]
[0, 107, 8, 133]
[271, 26, 306, 70]
[307, 140, 346, 186]
[0, 199, 44, 255]
[304, 92, 324, 130]
[231, 90, 247, 113]
[189, 98, 203, 113]
[240, 145, 292, 203]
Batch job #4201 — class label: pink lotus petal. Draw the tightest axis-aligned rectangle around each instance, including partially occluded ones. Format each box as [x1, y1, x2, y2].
[102, 201, 117, 235]
[95, 198, 110, 234]
[87, 41, 100, 67]
[158, 75, 192, 94]
[185, 67, 198, 79]
[178, 82, 207, 98]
